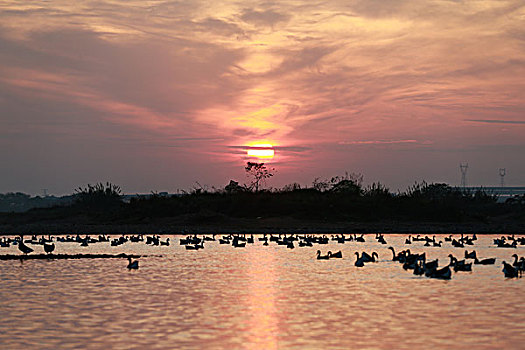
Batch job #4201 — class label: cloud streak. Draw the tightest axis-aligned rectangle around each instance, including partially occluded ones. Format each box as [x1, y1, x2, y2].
[465, 119, 525, 125]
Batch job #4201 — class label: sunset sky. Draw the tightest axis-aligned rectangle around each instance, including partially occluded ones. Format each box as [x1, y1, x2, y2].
[1, 1, 524, 195]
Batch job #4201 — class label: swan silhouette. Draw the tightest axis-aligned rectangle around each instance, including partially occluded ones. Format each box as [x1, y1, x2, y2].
[429, 265, 452, 280]
[465, 250, 477, 259]
[329, 251, 342, 259]
[360, 251, 378, 262]
[502, 261, 518, 278]
[354, 252, 365, 267]
[316, 250, 330, 260]
[127, 257, 139, 269]
[474, 257, 496, 265]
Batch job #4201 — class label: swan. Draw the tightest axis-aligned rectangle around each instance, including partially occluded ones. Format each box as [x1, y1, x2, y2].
[388, 247, 402, 262]
[355, 234, 365, 242]
[502, 261, 518, 278]
[361, 251, 378, 262]
[329, 251, 343, 259]
[316, 250, 330, 260]
[512, 254, 520, 266]
[428, 265, 452, 280]
[474, 257, 496, 265]
[465, 250, 477, 259]
[453, 262, 472, 272]
[354, 252, 365, 267]
[127, 257, 139, 269]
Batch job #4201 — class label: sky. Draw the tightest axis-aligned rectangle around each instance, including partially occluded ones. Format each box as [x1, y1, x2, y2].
[1, 1, 524, 195]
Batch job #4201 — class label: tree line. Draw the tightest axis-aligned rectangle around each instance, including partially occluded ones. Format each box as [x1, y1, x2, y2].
[1, 164, 524, 224]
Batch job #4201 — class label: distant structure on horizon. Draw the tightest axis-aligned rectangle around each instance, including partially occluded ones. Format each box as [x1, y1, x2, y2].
[460, 163, 468, 188]
[499, 168, 506, 188]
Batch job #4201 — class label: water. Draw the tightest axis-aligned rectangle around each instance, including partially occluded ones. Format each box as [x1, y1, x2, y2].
[0, 234, 524, 349]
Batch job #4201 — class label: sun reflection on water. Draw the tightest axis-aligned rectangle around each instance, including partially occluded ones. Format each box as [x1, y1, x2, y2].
[246, 246, 279, 349]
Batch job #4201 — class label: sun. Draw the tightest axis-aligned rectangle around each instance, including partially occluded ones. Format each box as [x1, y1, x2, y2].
[247, 143, 275, 159]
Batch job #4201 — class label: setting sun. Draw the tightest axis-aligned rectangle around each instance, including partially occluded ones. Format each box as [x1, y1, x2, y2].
[247, 144, 275, 159]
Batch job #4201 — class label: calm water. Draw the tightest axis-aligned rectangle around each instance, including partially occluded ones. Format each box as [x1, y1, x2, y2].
[0, 234, 524, 349]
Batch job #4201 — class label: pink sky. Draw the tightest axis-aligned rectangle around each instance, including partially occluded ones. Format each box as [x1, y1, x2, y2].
[1, 1, 524, 195]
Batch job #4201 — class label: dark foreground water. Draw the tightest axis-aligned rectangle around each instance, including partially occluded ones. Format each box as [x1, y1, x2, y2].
[0, 234, 524, 349]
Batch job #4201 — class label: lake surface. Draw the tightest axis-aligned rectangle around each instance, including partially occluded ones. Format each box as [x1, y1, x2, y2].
[0, 234, 524, 349]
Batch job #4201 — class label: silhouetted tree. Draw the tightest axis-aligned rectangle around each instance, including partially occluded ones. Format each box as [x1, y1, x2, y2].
[328, 172, 363, 195]
[75, 182, 122, 209]
[225, 180, 246, 194]
[245, 162, 274, 192]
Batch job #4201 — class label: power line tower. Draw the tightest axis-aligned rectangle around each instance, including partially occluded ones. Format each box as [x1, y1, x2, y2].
[460, 163, 468, 188]
[499, 168, 506, 188]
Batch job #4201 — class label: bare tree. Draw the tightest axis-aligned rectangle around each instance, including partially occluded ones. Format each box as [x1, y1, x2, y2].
[245, 162, 274, 192]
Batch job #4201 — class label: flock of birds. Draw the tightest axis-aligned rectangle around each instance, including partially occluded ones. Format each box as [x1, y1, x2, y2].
[1, 232, 524, 278]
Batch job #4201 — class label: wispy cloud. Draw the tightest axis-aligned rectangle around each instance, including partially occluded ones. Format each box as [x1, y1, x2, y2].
[339, 140, 419, 145]
[465, 119, 525, 125]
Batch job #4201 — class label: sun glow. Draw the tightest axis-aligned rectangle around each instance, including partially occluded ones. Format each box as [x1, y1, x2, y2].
[247, 144, 275, 159]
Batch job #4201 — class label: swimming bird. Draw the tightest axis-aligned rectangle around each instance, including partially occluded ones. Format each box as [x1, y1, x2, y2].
[127, 257, 139, 269]
[18, 239, 34, 255]
[316, 250, 330, 260]
[502, 261, 518, 278]
[43, 242, 55, 254]
[388, 247, 403, 262]
[474, 257, 496, 265]
[360, 251, 378, 263]
[465, 250, 477, 259]
[329, 251, 343, 259]
[453, 262, 472, 272]
[354, 252, 365, 267]
[512, 254, 520, 267]
[428, 265, 452, 280]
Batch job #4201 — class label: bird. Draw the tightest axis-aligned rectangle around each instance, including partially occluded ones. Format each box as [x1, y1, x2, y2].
[127, 257, 139, 269]
[454, 262, 472, 272]
[502, 261, 518, 278]
[465, 250, 477, 259]
[316, 250, 330, 260]
[360, 251, 378, 262]
[474, 257, 496, 265]
[329, 251, 343, 259]
[355, 234, 365, 242]
[388, 247, 403, 262]
[428, 265, 452, 280]
[18, 239, 34, 255]
[512, 254, 521, 267]
[354, 252, 365, 267]
[43, 242, 55, 254]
